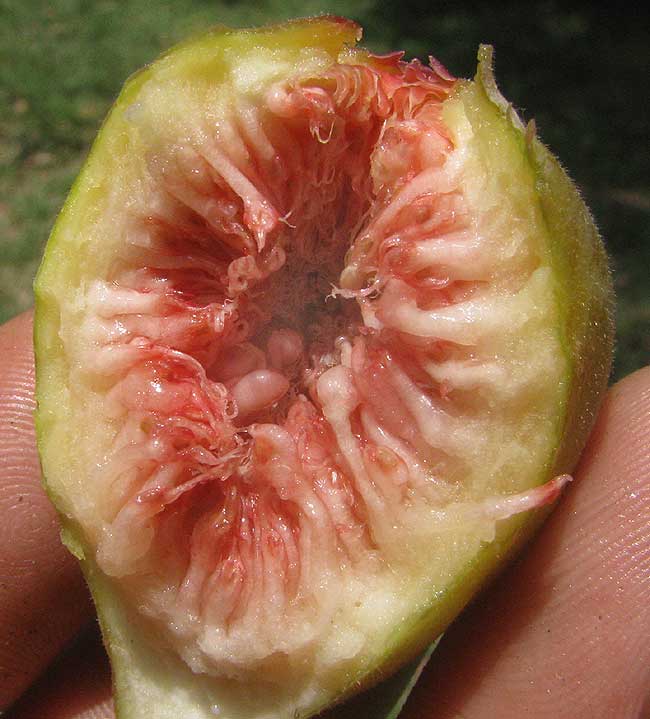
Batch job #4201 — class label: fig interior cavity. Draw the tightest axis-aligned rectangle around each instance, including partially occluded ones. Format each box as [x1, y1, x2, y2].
[80, 49, 566, 678]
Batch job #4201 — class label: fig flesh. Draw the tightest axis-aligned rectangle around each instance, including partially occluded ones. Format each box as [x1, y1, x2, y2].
[34, 17, 613, 719]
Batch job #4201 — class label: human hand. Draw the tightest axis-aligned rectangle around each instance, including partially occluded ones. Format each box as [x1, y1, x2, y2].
[2, 310, 648, 718]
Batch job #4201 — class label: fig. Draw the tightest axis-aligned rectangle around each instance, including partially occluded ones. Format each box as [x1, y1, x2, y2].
[34, 16, 613, 719]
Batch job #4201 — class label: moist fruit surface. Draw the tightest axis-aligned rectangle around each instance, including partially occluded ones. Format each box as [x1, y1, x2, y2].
[34, 17, 613, 719]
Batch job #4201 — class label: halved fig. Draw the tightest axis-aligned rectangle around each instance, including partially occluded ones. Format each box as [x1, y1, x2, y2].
[34, 16, 613, 719]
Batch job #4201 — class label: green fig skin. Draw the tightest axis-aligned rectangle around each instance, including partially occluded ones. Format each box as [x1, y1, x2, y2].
[33, 19, 613, 719]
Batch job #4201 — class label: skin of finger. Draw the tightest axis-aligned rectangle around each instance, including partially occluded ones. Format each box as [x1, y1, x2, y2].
[0, 311, 94, 710]
[403, 366, 650, 719]
[7, 628, 114, 719]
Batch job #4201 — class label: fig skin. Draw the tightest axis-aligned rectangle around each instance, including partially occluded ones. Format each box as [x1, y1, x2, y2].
[33, 18, 613, 719]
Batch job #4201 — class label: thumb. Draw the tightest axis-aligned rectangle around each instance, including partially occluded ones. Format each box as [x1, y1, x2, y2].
[0, 311, 93, 710]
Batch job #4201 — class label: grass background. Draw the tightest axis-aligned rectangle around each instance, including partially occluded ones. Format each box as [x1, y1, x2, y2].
[1, 1, 648, 380]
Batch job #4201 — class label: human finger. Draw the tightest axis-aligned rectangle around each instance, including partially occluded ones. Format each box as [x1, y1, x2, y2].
[7, 627, 113, 719]
[0, 311, 93, 710]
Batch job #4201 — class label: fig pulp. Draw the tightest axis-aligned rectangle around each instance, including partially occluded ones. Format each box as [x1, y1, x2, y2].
[34, 17, 613, 719]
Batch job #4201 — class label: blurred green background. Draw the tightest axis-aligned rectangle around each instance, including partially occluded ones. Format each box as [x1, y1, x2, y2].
[1, 1, 648, 380]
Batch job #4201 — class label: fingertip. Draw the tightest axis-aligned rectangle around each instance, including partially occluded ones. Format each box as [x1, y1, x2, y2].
[0, 310, 93, 709]
[7, 628, 114, 719]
